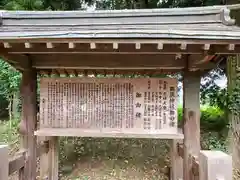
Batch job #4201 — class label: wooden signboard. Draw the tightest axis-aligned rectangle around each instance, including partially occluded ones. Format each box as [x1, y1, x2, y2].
[39, 78, 178, 136]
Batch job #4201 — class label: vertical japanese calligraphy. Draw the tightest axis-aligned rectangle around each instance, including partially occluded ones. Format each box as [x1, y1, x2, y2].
[40, 78, 177, 133]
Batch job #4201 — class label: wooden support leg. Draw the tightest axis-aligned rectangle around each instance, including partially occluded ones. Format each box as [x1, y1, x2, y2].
[40, 137, 59, 180]
[170, 139, 183, 180]
[0, 145, 8, 180]
[19, 63, 38, 180]
[49, 137, 59, 180]
[40, 137, 50, 180]
[183, 71, 201, 180]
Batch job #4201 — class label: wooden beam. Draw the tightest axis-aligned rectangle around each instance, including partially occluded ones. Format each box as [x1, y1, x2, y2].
[228, 44, 235, 51]
[194, 55, 215, 65]
[113, 42, 118, 49]
[202, 44, 210, 51]
[170, 140, 183, 180]
[8, 151, 25, 175]
[90, 42, 96, 49]
[64, 69, 69, 77]
[32, 54, 186, 69]
[24, 42, 32, 49]
[34, 128, 184, 139]
[19, 60, 37, 180]
[49, 137, 59, 180]
[39, 137, 59, 180]
[68, 42, 75, 49]
[74, 70, 78, 77]
[39, 139, 50, 180]
[0, 145, 8, 180]
[6, 44, 240, 55]
[54, 69, 60, 77]
[157, 43, 164, 50]
[175, 54, 182, 60]
[46, 42, 54, 49]
[3, 38, 240, 45]
[177, 143, 184, 158]
[1, 42, 204, 54]
[4, 42, 240, 55]
[180, 43, 187, 50]
[3, 42, 11, 48]
[182, 71, 201, 180]
[192, 155, 199, 176]
[0, 53, 29, 71]
[135, 43, 141, 49]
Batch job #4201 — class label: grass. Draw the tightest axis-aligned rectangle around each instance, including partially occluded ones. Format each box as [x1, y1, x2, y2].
[0, 119, 20, 155]
[62, 159, 167, 180]
[0, 117, 232, 180]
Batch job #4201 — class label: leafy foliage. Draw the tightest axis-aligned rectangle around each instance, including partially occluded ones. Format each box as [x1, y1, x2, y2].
[4, 0, 44, 10]
[178, 106, 227, 131]
[228, 67, 240, 116]
[0, 61, 21, 100]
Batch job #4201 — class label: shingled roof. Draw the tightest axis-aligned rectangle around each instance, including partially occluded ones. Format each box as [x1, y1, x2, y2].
[0, 5, 240, 40]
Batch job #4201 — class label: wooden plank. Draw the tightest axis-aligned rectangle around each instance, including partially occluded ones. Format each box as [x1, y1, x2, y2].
[39, 137, 59, 180]
[68, 42, 75, 49]
[49, 137, 58, 180]
[31, 54, 196, 69]
[177, 143, 184, 158]
[195, 55, 215, 64]
[192, 155, 199, 176]
[4, 42, 240, 54]
[34, 128, 184, 139]
[46, 42, 54, 49]
[3, 42, 11, 48]
[39, 137, 56, 180]
[3, 38, 240, 45]
[8, 152, 25, 175]
[24, 42, 32, 48]
[199, 151, 232, 180]
[0, 145, 8, 180]
[183, 71, 201, 180]
[19, 61, 38, 179]
[170, 140, 183, 180]
[113, 42, 118, 49]
[4, 42, 240, 55]
[177, 144, 200, 176]
[38, 69, 180, 76]
[39, 77, 178, 132]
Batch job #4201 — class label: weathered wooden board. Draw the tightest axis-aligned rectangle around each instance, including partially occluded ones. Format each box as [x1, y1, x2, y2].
[40, 78, 178, 135]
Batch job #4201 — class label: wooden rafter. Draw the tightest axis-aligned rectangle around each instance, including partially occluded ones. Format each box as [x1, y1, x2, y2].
[2, 42, 240, 55]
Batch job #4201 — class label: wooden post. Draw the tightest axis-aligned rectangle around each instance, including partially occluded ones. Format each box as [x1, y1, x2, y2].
[199, 151, 232, 180]
[40, 137, 59, 180]
[19, 61, 37, 180]
[39, 138, 50, 180]
[170, 139, 183, 180]
[0, 145, 8, 180]
[49, 137, 59, 180]
[183, 71, 201, 180]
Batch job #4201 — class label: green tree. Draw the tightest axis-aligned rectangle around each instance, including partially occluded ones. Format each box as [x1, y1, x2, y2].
[0, 60, 21, 123]
[4, 0, 44, 10]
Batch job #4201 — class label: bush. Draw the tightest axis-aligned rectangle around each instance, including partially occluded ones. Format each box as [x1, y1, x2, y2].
[201, 132, 227, 152]
[178, 106, 227, 132]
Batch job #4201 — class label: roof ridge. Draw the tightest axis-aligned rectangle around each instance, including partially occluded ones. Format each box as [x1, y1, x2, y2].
[0, 5, 233, 18]
[220, 7, 235, 26]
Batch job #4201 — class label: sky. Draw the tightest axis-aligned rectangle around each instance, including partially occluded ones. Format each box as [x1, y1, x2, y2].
[178, 75, 227, 104]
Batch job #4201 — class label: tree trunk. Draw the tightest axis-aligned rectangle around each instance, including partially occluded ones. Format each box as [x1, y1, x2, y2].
[227, 55, 240, 169]
[12, 92, 19, 119]
[8, 95, 12, 128]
